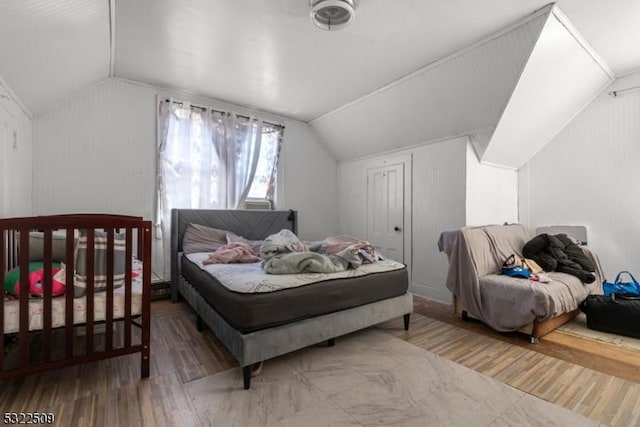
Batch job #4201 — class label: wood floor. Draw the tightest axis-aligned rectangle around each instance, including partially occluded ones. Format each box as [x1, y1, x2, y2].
[411, 297, 640, 383]
[1, 296, 639, 426]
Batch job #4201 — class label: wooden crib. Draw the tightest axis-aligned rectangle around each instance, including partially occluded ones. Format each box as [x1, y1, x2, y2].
[0, 214, 152, 379]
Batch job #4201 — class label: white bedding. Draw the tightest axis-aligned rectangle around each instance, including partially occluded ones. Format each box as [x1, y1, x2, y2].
[185, 252, 405, 293]
[3, 260, 144, 334]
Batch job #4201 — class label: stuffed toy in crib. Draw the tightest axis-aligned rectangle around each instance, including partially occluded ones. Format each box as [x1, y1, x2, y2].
[4, 262, 66, 297]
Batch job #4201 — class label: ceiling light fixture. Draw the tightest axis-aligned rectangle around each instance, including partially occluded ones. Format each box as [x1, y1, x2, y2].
[310, 0, 357, 31]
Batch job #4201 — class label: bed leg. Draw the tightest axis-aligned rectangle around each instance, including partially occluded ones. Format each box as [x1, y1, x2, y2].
[243, 366, 252, 390]
[403, 313, 411, 331]
[327, 338, 335, 347]
[196, 315, 205, 332]
[461, 310, 469, 321]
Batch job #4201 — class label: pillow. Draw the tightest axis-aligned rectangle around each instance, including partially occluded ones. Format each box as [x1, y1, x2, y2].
[73, 230, 126, 297]
[226, 234, 264, 253]
[182, 224, 230, 254]
[27, 231, 71, 262]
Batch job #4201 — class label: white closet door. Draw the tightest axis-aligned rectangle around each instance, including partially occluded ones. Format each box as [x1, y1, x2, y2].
[366, 162, 404, 262]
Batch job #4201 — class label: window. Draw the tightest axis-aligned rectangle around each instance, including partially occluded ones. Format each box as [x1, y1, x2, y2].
[247, 123, 283, 200]
[156, 99, 284, 266]
[158, 100, 283, 212]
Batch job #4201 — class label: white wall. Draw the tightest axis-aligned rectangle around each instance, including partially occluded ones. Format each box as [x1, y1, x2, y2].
[33, 78, 338, 278]
[412, 137, 467, 302]
[277, 122, 338, 241]
[466, 142, 518, 226]
[338, 136, 467, 303]
[33, 79, 156, 217]
[0, 78, 32, 217]
[483, 8, 613, 168]
[519, 71, 640, 279]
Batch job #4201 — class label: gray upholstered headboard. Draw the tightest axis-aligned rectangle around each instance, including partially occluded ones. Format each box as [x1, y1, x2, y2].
[170, 209, 297, 298]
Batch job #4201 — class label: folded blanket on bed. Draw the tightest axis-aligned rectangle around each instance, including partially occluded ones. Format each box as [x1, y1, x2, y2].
[202, 242, 261, 264]
[261, 229, 363, 274]
[262, 251, 352, 274]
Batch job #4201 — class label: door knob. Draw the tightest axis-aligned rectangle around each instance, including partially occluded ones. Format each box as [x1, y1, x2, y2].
[394, 226, 401, 232]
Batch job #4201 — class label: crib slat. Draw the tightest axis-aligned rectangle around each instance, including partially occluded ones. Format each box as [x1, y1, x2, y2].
[7, 229, 18, 272]
[124, 227, 132, 348]
[18, 229, 30, 370]
[42, 230, 53, 363]
[0, 229, 6, 371]
[86, 229, 95, 355]
[64, 228, 74, 359]
[140, 223, 152, 378]
[105, 229, 114, 352]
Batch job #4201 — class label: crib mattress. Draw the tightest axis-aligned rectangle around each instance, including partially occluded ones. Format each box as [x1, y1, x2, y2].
[3, 267, 143, 334]
[180, 255, 409, 333]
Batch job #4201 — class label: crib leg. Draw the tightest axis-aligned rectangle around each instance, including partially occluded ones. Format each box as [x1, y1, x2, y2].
[243, 366, 252, 390]
[196, 315, 204, 331]
[403, 314, 411, 331]
[141, 350, 150, 379]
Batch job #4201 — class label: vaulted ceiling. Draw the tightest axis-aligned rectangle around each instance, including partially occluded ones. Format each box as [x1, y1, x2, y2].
[0, 1, 639, 164]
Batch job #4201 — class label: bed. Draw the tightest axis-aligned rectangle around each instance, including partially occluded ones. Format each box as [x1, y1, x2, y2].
[171, 208, 413, 389]
[1, 214, 152, 379]
[438, 223, 603, 343]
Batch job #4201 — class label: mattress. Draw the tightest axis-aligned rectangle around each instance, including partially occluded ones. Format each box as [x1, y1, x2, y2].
[180, 255, 409, 333]
[3, 260, 144, 334]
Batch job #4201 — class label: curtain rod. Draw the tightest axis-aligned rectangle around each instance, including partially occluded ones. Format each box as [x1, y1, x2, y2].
[164, 99, 283, 128]
[609, 85, 640, 97]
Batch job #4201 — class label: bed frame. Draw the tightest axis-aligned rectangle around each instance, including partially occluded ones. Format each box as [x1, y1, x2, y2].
[171, 208, 413, 389]
[0, 214, 152, 379]
[453, 295, 580, 344]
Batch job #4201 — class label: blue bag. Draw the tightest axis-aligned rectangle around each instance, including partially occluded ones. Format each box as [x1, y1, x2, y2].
[602, 271, 640, 296]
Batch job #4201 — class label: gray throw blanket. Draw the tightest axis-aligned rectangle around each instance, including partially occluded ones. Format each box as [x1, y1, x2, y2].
[261, 229, 363, 274]
[438, 224, 603, 332]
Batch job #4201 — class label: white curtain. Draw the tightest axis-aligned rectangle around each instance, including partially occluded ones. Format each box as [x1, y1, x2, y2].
[157, 99, 266, 278]
[158, 102, 215, 225]
[213, 114, 263, 209]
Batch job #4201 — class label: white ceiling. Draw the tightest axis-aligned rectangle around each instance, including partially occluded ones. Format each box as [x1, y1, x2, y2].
[481, 8, 613, 169]
[0, 0, 639, 122]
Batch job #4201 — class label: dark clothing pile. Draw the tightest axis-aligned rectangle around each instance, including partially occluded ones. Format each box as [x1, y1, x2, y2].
[522, 233, 596, 283]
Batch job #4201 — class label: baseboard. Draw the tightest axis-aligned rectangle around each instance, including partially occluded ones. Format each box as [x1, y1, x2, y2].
[409, 282, 451, 304]
[151, 281, 171, 300]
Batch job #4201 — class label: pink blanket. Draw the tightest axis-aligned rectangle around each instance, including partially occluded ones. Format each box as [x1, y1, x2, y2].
[321, 235, 377, 263]
[202, 242, 261, 265]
